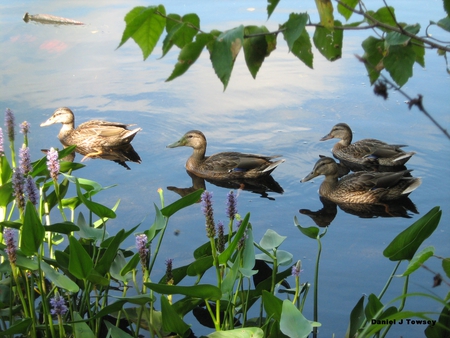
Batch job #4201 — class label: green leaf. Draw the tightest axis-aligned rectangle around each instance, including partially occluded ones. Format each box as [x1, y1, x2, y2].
[400, 246, 435, 276]
[0, 318, 32, 336]
[21, 201, 44, 256]
[364, 294, 383, 321]
[218, 213, 250, 265]
[44, 222, 79, 234]
[412, 39, 425, 67]
[242, 227, 255, 271]
[280, 299, 314, 338]
[361, 36, 384, 84]
[385, 24, 421, 46]
[295, 216, 319, 239]
[313, 20, 343, 61]
[366, 7, 396, 30]
[262, 290, 283, 321]
[76, 212, 106, 241]
[68, 235, 93, 280]
[40, 261, 79, 292]
[186, 255, 213, 276]
[162, 13, 199, 57]
[0, 156, 12, 186]
[315, 0, 334, 29]
[437, 16, 450, 32]
[282, 13, 308, 52]
[0, 181, 14, 208]
[95, 229, 127, 276]
[337, 0, 359, 21]
[145, 282, 222, 301]
[117, 6, 166, 60]
[255, 249, 293, 266]
[72, 312, 96, 338]
[267, 0, 280, 19]
[424, 302, 450, 338]
[208, 327, 264, 338]
[221, 254, 240, 295]
[15, 255, 39, 270]
[104, 321, 133, 338]
[120, 253, 140, 277]
[73, 177, 116, 219]
[161, 189, 204, 217]
[383, 207, 441, 261]
[443, 257, 450, 279]
[259, 229, 287, 250]
[243, 25, 276, 78]
[291, 28, 313, 69]
[385, 44, 416, 87]
[209, 25, 244, 90]
[110, 251, 133, 282]
[347, 295, 365, 338]
[166, 34, 213, 82]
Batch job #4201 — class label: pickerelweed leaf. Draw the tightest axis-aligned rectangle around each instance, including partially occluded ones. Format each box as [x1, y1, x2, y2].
[400, 246, 435, 276]
[0, 318, 32, 335]
[209, 25, 244, 90]
[443, 257, 450, 279]
[280, 299, 314, 338]
[40, 260, 79, 292]
[21, 201, 44, 256]
[117, 5, 166, 60]
[383, 206, 441, 261]
[68, 235, 93, 280]
[260, 229, 287, 250]
[364, 294, 383, 321]
[208, 327, 264, 338]
[347, 295, 365, 338]
[145, 282, 222, 300]
[43, 222, 79, 234]
[161, 188, 203, 217]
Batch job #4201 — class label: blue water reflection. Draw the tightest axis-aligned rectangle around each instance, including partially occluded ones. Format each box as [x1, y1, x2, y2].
[1, 1, 449, 337]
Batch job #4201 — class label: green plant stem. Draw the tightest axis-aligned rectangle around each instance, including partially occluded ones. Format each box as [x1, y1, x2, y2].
[378, 261, 401, 301]
[37, 257, 55, 338]
[53, 179, 67, 222]
[313, 236, 322, 338]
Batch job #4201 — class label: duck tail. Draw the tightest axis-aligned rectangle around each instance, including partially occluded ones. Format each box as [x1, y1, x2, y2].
[394, 151, 416, 163]
[262, 159, 285, 173]
[402, 177, 422, 194]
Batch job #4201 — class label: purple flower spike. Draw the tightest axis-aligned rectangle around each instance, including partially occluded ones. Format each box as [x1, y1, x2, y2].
[136, 234, 149, 269]
[165, 258, 174, 284]
[0, 127, 4, 155]
[201, 191, 215, 238]
[292, 261, 302, 277]
[25, 176, 39, 206]
[5, 108, 15, 142]
[20, 121, 30, 135]
[46, 148, 59, 180]
[50, 293, 68, 316]
[226, 190, 237, 220]
[4, 228, 17, 265]
[19, 146, 32, 176]
[12, 168, 25, 210]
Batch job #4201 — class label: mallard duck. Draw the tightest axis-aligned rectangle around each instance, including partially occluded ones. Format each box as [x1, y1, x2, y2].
[166, 130, 285, 179]
[320, 123, 415, 168]
[301, 156, 421, 204]
[40, 107, 141, 161]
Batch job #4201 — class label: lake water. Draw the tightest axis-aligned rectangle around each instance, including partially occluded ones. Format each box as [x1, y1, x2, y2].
[1, 1, 449, 337]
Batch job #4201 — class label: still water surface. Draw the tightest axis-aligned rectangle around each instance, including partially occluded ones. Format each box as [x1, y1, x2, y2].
[1, 1, 449, 336]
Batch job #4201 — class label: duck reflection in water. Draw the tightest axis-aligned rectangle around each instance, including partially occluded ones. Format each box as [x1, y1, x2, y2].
[168, 170, 283, 200]
[300, 196, 419, 227]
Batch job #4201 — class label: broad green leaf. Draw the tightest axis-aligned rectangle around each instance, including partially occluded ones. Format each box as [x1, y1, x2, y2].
[383, 206, 441, 261]
[118, 6, 166, 60]
[0, 156, 12, 185]
[187, 255, 213, 276]
[145, 282, 222, 301]
[262, 290, 283, 321]
[0, 318, 32, 335]
[166, 34, 213, 82]
[385, 24, 421, 46]
[280, 299, 314, 338]
[172, 296, 204, 317]
[0, 181, 14, 208]
[146, 203, 166, 242]
[87, 268, 110, 287]
[44, 222, 79, 234]
[95, 229, 126, 276]
[282, 13, 308, 52]
[364, 294, 383, 321]
[267, 0, 280, 19]
[315, 0, 334, 30]
[260, 229, 287, 250]
[291, 28, 313, 69]
[437, 16, 450, 32]
[162, 13, 199, 57]
[242, 227, 255, 270]
[72, 312, 96, 338]
[255, 249, 293, 266]
[161, 188, 204, 217]
[104, 321, 133, 338]
[94, 294, 155, 319]
[295, 216, 319, 239]
[361, 36, 384, 84]
[120, 253, 140, 277]
[337, 0, 359, 21]
[221, 254, 240, 295]
[68, 235, 93, 279]
[218, 213, 250, 265]
[243, 25, 275, 78]
[255, 266, 292, 294]
[21, 201, 44, 256]
[365, 7, 396, 31]
[208, 327, 264, 338]
[346, 295, 365, 338]
[111, 251, 133, 282]
[73, 177, 116, 219]
[313, 20, 343, 61]
[412, 39, 425, 67]
[40, 261, 79, 292]
[400, 246, 434, 276]
[443, 257, 450, 279]
[209, 25, 244, 90]
[76, 212, 106, 241]
[15, 255, 39, 270]
[424, 303, 450, 338]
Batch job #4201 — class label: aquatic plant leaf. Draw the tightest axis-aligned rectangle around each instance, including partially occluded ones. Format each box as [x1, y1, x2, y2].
[282, 13, 308, 52]
[364, 294, 383, 321]
[294, 216, 324, 239]
[0, 156, 12, 184]
[118, 6, 166, 60]
[145, 282, 222, 301]
[280, 299, 313, 338]
[43, 222, 79, 234]
[72, 312, 95, 338]
[242, 227, 255, 270]
[255, 250, 292, 266]
[262, 290, 283, 321]
[219, 213, 250, 265]
[443, 257, 450, 279]
[400, 246, 435, 276]
[424, 303, 450, 338]
[384, 44, 416, 87]
[104, 322, 134, 338]
[209, 25, 244, 90]
[337, 0, 359, 20]
[267, 0, 280, 19]
[120, 253, 140, 277]
[259, 229, 287, 250]
[40, 260, 79, 292]
[313, 20, 343, 61]
[15, 255, 39, 270]
[347, 295, 365, 338]
[76, 212, 106, 241]
[147, 203, 166, 242]
[0, 182, 14, 208]
[161, 188, 204, 217]
[68, 235, 93, 280]
[0, 318, 32, 335]
[73, 177, 116, 219]
[111, 251, 132, 282]
[208, 327, 264, 338]
[255, 266, 292, 294]
[243, 25, 276, 79]
[21, 201, 44, 256]
[95, 229, 127, 276]
[383, 206, 441, 261]
[222, 253, 240, 295]
[187, 255, 213, 276]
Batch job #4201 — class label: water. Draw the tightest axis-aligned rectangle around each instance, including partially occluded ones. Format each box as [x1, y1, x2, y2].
[1, 1, 449, 337]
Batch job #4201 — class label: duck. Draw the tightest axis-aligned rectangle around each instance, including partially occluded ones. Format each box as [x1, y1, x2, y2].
[166, 130, 285, 179]
[301, 156, 421, 204]
[40, 107, 141, 161]
[320, 123, 415, 169]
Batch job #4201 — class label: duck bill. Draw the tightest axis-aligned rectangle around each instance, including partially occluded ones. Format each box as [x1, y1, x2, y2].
[320, 133, 333, 141]
[40, 118, 54, 127]
[166, 139, 183, 148]
[301, 171, 318, 183]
